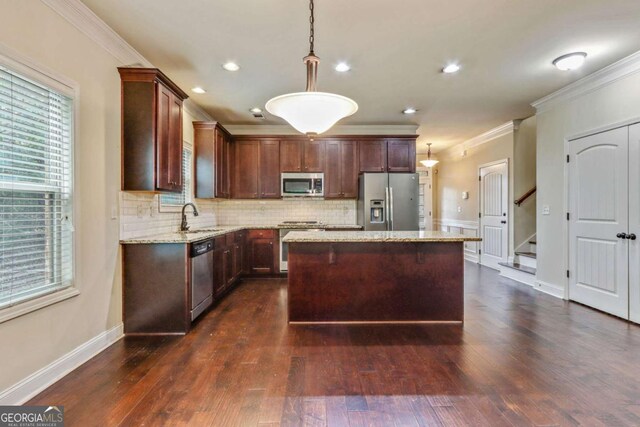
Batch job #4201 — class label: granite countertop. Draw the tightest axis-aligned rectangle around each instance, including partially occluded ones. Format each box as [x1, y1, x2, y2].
[120, 224, 363, 244]
[283, 230, 482, 243]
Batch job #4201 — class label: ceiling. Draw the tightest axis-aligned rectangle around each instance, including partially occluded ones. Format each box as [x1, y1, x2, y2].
[80, 0, 640, 152]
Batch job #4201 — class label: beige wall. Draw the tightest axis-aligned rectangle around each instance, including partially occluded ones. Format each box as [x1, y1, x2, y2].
[0, 2, 122, 393]
[434, 131, 515, 255]
[513, 116, 537, 249]
[536, 69, 640, 295]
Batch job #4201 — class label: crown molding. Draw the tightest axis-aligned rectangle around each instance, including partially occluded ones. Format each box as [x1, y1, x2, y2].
[225, 124, 419, 136]
[41, 0, 151, 67]
[532, 50, 640, 113]
[183, 100, 213, 122]
[437, 121, 514, 160]
[463, 121, 514, 149]
[41, 0, 213, 120]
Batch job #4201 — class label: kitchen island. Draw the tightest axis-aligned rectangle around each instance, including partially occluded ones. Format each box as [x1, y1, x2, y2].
[283, 231, 482, 324]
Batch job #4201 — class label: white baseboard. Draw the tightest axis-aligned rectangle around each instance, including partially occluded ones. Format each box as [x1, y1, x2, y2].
[500, 266, 536, 287]
[464, 252, 479, 263]
[0, 323, 124, 405]
[534, 280, 565, 299]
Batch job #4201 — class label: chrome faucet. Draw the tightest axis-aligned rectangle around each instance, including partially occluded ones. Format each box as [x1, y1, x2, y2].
[180, 203, 199, 232]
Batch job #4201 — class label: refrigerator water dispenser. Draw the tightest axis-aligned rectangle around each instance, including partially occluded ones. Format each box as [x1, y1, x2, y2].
[370, 200, 385, 223]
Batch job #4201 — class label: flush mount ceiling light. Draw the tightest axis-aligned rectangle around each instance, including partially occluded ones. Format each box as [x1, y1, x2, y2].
[442, 63, 461, 74]
[335, 62, 351, 72]
[403, 107, 418, 115]
[191, 87, 206, 94]
[222, 62, 240, 72]
[553, 52, 587, 71]
[420, 143, 439, 168]
[266, 0, 358, 136]
[249, 107, 263, 114]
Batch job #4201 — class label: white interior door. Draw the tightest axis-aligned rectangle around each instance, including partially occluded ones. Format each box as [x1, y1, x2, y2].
[629, 124, 640, 323]
[419, 169, 433, 230]
[479, 162, 508, 270]
[569, 127, 629, 319]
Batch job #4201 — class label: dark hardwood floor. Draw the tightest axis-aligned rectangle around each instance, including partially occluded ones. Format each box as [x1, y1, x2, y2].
[30, 263, 640, 426]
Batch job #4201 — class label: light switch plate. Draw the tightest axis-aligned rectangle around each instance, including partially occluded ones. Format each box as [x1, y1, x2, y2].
[542, 205, 550, 215]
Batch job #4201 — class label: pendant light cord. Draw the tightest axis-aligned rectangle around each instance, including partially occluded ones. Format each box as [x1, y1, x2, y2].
[309, 0, 315, 55]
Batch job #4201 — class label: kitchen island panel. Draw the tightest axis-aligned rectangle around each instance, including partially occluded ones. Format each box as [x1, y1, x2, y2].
[287, 241, 464, 323]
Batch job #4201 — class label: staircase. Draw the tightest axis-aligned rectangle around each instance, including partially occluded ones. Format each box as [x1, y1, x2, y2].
[499, 238, 537, 286]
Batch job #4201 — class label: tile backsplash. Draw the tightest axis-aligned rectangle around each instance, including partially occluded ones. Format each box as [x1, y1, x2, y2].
[120, 192, 357, 239]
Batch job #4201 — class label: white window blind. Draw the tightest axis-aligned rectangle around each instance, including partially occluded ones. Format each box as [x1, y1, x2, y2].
[0, 64, 74, 309]
[159, 147, 191, 208]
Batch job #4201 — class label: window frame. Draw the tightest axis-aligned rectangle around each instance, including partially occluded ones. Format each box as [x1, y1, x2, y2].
[158, 142, 193, 212]
[0, 44, 79, 323]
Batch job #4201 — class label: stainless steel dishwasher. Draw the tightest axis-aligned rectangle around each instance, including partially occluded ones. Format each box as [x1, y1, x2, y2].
[190, 239, 214, 321]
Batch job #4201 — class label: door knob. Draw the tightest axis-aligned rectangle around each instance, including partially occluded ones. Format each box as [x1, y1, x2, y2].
[627, 233, 637, 240]
[500, 220, 507, 224]
[617, 233, 627, 239]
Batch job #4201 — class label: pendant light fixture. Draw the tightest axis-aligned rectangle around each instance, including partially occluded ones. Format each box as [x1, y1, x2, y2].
[266, 0, 358, 137]
[420, 143, 439, 168]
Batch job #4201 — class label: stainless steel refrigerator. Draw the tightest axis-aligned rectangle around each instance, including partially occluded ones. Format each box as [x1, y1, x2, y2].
[357, 173, 419, 231]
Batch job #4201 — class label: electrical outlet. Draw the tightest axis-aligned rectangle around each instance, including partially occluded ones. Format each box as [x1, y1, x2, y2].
[542, 205, 550, 215]
[457, 206, 462, 213]
[149, 204, 156, 217]
[111, 206, 118, 220]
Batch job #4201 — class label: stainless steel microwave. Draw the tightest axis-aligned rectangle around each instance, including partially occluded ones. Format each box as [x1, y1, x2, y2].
[281, 173, 324, 197]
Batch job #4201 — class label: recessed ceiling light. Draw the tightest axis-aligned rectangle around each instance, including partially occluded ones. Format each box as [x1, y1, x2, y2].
[191, 87, 206, 94]
[553, 52, 587, 71]
[442, 63, 461, 74]
[222, 62, 240, 72]
[335, 62, 351, 72]
[249, 107, 263, 114]
[403, 108, 418, 115]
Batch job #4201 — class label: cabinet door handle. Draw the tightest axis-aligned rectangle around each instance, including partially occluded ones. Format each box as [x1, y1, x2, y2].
[628, 233, 637, 240]
[617, 233, 627, 239]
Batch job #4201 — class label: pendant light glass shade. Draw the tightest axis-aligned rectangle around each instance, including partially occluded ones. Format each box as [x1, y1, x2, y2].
[266, 0, 357, 136]
[420, 159, 439, 168]
[266, 92, 358, 135]
[420, 143, 439, 167]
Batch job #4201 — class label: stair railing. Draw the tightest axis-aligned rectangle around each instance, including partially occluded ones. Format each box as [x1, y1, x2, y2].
[515, 186, 536, 206]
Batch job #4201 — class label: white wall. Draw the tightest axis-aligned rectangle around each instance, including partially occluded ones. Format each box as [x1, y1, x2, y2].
[434, 130, 515, 259]
[513, 116, 537, 249]
[535, 59, 640, 296]
[0, 1, 122, 395]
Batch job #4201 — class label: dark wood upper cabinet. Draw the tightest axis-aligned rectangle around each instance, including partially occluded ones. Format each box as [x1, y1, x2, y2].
[280, 140, 303, 172]
[359, 139, 387, 173]
[233, 139, 280, 199]
[387, 139, 416, 172]
[340, 140, 359, 197]
[280, 139, 324, 172]
[259, 140, 281, 198]
[118, 68, 187, 193]
[324, 140, 359, 199]
[193, 122, 231, 198]
[233, 140, 260, 199]
[303, 140, 325, 172]
[324, 141, 341, 198]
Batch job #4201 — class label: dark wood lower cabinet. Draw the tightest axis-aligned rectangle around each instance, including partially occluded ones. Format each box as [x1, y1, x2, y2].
[249, 239, 275, 274]
[212, 247, 225, 295]
[123, 229, 278, 335]
[246, 229, 279, 275]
